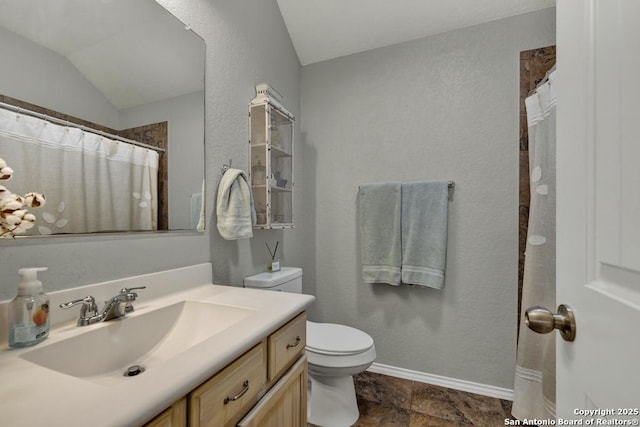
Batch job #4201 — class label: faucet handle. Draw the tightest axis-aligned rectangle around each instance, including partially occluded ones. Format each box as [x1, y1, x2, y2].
[60, 296, 99, 326]
[119, 286, 146, 294]
[60, 296, 97, 312]
[119, 286, 146, 314]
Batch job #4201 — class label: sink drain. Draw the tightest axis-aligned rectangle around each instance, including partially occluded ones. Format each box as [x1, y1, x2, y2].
[124, 365, 146, 377]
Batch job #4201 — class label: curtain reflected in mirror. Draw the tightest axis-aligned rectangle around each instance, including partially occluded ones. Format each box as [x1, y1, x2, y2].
[0, 0, 205, 235]
[0, 107, 159, 235]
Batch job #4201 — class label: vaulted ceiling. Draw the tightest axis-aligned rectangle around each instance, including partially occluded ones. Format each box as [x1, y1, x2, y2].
[276, 0, 556, 65]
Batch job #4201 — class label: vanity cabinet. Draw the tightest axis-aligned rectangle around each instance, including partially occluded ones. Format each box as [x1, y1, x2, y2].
[144, 312, 307, 427]
[144, 398, 187, 427]
[248, 86, 295, 229]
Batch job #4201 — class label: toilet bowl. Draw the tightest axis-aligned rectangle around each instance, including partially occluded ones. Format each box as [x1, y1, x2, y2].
[244, 268, 376, 427]
[306, 321, 376, 426]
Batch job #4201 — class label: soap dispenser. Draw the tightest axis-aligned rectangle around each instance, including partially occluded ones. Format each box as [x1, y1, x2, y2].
[8, 267, 50, 348]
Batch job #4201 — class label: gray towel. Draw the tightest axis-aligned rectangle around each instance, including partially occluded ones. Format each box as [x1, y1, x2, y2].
[401, 181, 449, 289]
[216, 168, 256, 240]
[358, 183, 402, 285]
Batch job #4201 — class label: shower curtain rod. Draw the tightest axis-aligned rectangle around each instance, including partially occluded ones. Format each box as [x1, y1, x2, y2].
[0, 101, 166, 153]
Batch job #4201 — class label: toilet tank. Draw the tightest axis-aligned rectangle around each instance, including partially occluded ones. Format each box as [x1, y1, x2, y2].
[244, 267, 302, 293]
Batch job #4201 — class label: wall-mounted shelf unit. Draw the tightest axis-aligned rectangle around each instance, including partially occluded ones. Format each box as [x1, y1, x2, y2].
[248, 84, 295, 229]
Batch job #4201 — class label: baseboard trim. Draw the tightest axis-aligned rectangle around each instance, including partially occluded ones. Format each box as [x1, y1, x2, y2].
[367, 362, 514, 401]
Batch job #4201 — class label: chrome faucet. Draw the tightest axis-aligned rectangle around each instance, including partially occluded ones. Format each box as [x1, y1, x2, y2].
[60, 286, 146, 326]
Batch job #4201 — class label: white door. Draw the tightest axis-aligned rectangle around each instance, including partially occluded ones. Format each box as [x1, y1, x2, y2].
[556, 0, 640, 418]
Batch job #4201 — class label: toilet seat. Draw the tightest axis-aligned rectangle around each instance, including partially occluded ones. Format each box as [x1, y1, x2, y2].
[305, 321, 376, 376]
[306, 321, 374, 355]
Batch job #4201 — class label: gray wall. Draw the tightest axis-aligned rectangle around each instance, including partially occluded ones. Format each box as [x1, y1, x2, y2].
[0, 0, 300, 299]
[299, 9, 555, 388]
[120, 91, 205, 230]
[192, 0, 303, 285]
[0, 27, 120, 128]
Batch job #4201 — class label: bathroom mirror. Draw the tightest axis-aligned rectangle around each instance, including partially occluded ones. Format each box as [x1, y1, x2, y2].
[0, 0, 205, 235]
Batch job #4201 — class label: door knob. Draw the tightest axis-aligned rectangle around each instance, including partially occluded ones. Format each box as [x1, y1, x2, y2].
[525, 304, 576, 342]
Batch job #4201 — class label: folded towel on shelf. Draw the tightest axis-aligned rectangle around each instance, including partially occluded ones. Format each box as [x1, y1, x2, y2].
[358, 182, 402, 285]
[216, 168, 256, 240]
[401, 181, 449, 289]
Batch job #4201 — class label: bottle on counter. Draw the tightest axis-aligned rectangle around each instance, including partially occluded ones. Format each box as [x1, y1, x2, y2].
[8, 267, 50, 348]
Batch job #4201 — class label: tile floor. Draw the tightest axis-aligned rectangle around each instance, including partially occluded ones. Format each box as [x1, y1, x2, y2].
[309, 371, 515, 427]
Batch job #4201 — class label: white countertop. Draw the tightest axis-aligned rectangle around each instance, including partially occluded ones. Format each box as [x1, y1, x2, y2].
[0, 266, 314, 427]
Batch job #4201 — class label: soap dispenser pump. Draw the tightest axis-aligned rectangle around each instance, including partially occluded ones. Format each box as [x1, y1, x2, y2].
[8, 267, 50, 348]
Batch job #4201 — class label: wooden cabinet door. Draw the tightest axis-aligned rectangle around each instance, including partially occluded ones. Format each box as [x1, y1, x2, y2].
[238, 355, 307, 427]
[144, 398, 187, 427]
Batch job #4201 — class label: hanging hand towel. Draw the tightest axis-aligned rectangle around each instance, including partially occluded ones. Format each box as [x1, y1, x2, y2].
[190, 191, 202, 229]
[401, 181, 449, 289]
[358, 183, 402, 285]
[216, 168, 256, 240]
[196, 180, 206, 231]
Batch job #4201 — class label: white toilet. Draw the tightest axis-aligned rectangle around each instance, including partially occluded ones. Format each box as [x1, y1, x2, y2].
[244, 267, 376, 427]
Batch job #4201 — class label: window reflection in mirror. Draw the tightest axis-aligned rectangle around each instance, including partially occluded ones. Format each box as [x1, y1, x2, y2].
[0, 0, 205, 235]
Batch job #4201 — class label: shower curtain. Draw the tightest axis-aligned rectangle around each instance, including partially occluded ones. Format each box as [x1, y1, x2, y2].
[0, 107, 158, 234]
[512, 69, 557, 420]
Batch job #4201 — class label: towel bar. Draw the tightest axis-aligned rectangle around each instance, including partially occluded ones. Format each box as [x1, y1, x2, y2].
[221, 159, 232, 174]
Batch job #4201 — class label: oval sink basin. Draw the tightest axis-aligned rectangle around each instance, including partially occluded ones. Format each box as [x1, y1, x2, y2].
[20, 301, 254, 385]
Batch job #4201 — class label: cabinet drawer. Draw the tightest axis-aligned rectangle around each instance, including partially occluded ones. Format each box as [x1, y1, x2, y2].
[238, 355, 307, 427]
[268, 312, 306, 382]
[189, 342, 267, 427]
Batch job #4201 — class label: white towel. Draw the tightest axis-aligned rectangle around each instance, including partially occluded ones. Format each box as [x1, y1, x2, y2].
[358, 183, 402, 285]
[401, 181, 449, 289]
[190, 190, 204, 230]
[196, 180, 206, 231]
[216, 169, 255, 240]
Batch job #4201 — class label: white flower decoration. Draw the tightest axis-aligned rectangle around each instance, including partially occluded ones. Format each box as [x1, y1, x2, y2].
[0, 159, 45, 238]
[0, 157, 45, 238]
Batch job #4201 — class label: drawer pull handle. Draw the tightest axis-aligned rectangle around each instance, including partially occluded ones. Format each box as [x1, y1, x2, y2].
[224, 380, 249, 404]
[286, 336, 301, 349]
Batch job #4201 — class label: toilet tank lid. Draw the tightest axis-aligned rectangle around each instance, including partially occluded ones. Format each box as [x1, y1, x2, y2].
[244, 267, 302, 288]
